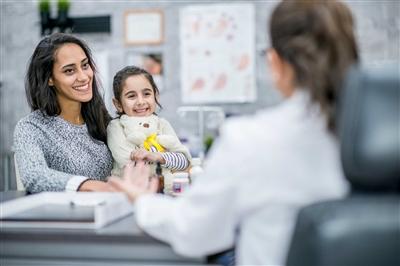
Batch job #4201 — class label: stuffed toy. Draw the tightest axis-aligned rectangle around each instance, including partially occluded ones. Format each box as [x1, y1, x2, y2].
[119, 114, 178, 152]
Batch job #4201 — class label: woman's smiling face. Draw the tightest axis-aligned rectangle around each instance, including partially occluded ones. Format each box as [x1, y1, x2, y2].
[114, 74, 157, 117]
[49, 43, 93, 106]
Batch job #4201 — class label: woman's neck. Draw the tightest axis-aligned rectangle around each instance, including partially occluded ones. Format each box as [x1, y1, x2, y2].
[59, 102, 84, 125]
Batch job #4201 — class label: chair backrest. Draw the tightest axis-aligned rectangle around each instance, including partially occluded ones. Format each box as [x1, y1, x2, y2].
[286, 64, 400, 266]
[286, 195, 400, 266]
[14, 154, 25, 191]
[338, 64, 400, 192]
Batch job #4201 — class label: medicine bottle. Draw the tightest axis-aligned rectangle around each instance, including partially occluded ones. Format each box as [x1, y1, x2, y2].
[156, 162, 164, 194]
[172, 172, 190, 196]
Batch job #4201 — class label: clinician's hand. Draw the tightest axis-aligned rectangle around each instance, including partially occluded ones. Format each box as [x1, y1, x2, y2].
[108, 161, 158, 202]
[130, 148, 166, 164]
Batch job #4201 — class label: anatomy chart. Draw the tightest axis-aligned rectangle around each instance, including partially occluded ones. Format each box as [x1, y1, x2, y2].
[180, 3, 256, 103]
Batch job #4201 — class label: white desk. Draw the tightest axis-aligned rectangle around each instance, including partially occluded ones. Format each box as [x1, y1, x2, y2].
[0, 191, 205, 266]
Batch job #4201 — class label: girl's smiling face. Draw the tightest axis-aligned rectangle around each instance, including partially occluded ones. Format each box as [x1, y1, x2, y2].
[114, 74, 157, 117]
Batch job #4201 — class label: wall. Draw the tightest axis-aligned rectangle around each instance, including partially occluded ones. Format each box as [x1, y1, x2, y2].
[1, 0, 399, 190]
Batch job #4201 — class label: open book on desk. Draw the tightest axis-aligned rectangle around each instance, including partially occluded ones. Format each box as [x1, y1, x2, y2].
[0, 192, 133, 229]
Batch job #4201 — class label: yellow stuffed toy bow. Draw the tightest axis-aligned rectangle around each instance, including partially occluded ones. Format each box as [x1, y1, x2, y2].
[144, 133, 165, 152]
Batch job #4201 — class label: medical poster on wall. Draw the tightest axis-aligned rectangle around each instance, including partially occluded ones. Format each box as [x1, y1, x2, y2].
[180, 3, 256, 103]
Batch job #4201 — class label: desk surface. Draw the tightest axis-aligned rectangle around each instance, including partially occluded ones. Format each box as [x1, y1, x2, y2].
[0, 191, 205, 265]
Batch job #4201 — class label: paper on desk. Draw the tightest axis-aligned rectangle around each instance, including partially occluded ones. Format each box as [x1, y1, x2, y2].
[0, 192, 134, 229]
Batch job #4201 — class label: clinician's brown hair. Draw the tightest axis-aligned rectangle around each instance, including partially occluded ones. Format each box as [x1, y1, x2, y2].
[270, 0, 359, 132]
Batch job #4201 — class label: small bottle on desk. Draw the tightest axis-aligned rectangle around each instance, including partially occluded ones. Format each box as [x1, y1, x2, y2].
[172, 172, 190, 196]
[156, 162, 164, 194]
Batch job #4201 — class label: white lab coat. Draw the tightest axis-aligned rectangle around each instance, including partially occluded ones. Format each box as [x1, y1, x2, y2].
[135, 90, 349, 265]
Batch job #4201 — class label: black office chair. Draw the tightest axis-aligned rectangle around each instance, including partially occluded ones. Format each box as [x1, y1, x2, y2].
[286, 64, 400, 266]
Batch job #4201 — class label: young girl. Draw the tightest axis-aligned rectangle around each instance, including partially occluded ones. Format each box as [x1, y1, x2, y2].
[107, 66, 191, 194]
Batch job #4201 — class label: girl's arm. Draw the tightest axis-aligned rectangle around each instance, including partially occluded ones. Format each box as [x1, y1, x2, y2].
[130, 149, 189, 170]
[161, 152, 189, 170]
[158, 118, 192, 170]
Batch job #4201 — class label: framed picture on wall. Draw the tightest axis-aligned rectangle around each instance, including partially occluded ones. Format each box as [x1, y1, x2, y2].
[124, 10, 164, 45]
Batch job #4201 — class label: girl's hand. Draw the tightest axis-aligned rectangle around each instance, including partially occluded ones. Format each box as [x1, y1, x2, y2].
[108, 161, 158, 202]
[78, 180, 116, 192]
[130, 148, 166, 164]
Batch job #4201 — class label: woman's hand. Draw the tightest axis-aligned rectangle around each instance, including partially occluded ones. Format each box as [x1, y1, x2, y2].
[130, 148, 166, 164]
[108, 161, 158, 203]
[78, 180, 116, 192]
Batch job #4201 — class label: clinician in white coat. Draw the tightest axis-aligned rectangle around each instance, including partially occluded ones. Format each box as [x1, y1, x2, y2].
[109, 0, 359, 265]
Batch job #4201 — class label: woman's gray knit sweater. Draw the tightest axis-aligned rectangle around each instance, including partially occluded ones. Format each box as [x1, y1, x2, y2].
[13, 110, 112, 193]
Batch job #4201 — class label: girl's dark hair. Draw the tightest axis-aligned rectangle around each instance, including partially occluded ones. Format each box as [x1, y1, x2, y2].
[112, 66, 162, 116]
[270, 0, 359, 132]
[25, 33, 111, 143]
